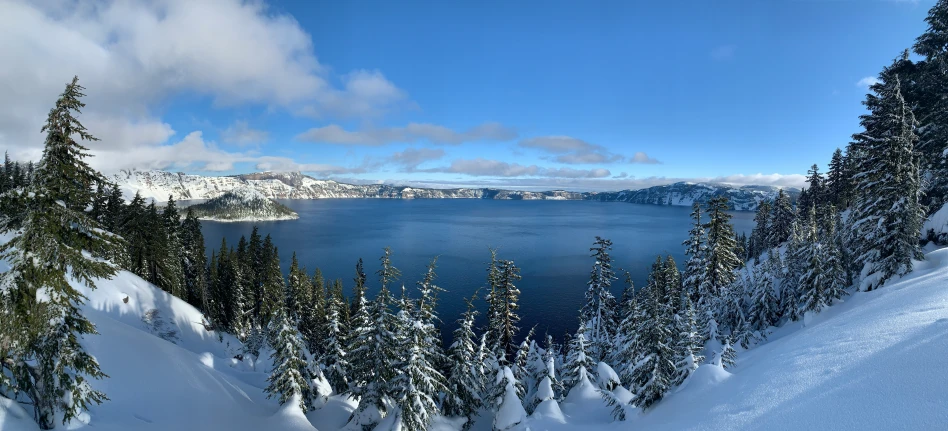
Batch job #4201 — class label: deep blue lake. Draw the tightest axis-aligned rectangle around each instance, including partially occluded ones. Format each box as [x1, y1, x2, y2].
[199, 199, 755, 342]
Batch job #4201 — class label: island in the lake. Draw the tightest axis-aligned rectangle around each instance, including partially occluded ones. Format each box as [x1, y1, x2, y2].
[184, 189, 298, 222]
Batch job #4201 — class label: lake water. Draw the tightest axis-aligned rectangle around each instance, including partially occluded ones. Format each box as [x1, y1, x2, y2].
[199, 199, 755, 341]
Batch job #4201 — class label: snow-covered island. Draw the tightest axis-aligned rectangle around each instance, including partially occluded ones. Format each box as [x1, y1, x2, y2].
[183, 189, 299, 222]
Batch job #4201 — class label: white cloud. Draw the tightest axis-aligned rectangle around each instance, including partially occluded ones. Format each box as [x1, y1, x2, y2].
[388, 148, 446, 171]
[0, 0, 410, 172]
[221, 121, 270, 146]
[857, 76, 881, 88]
[518, 136, 650, 165]
[295, 122, 517, 145]
[424, 158, 611, 178]
[631, 152, 662, 164]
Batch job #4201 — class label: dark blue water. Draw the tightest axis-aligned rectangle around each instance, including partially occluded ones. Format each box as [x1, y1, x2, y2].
[199, 199, 754, 341]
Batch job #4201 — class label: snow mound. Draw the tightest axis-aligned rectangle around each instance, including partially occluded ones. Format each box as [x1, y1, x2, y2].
[923, 202, 948, 242]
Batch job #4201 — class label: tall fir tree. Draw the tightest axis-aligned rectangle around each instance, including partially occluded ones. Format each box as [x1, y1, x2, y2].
[389, 259, 449, 431]
[320, 273, 350, 394]
[703, 196, 742, 299]
[562, 321, 596, 391]
[0, 77, 120, 429]
[259, 235, 285, 324]
[913, 0, 948, 212]
[849, 70, 926, 290]
[767, 190, 795, 247]
[443, 294, 484, 426]
[748, 200, 772, 261]
[347, 248, 401, 430]
[180, 208, 209, 313]
[580, 236, 619, 362]
[265, 308, 313, 413]
[160, 196, 186, 299]
[682, 202, 709, 304]
[628, 271, 676, 410]
[487, 257, 523, 364]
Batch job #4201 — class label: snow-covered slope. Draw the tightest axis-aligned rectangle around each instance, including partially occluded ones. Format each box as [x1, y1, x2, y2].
[186, 189, 299, 222]
[923, 203, 948, 243]
[3, 244, 947, 430]
[113, 169, 793, 211]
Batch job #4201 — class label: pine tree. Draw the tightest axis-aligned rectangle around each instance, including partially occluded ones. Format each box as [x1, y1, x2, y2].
[104, 182, 124, 232]
[350, 258, 368, 319]
[347, 248, 401, 430]
[489, 258, 523, 364]
[120, 192, 149, 278]
[827, 148, 849, 208]
[672, 297, 705, 386]
[747, 252, 780, 331]
[0, 77, 120, 429]
[89, 182, 108, 223]
[161, 196, 186, 299]
[767, 190, 794, 247]
[490, 366, 526, 431]
[782, 218, 806, 322]
[913, 0, 948, 212]
[718, 335, 737, 370]
[580, 237, 619, 362]
[531, 351, 564, 419]
[389, 259, 448, 431]
[803, 164, 825, 211]
[849, 71, 926, 290]
[180, 208, 209, 313]
[612, 272, 641, 381]
[265, 308, 312, 413]
[682, 202, 709, 303]
[563, 321, 596, 392]
[443, 295, 484, 425]
[321, 275, 350, 394]
[248, 226, 264, 319]
[629, 272, 675, 410]
[285, 253, 308, 322]
[298, 267, 325, 357]
[259, 235, 285, 324]
[822, 207, 850, 304]
[748, 200, 772, 261]
[703, 196, 741, 298]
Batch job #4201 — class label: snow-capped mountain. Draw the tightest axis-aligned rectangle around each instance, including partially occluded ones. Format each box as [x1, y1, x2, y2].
[587, 182, 799, 211]
[112, 169, 796, 211]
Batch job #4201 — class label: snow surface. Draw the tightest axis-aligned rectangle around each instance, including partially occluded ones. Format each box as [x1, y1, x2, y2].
[2, 245, 948, 430]
[923, 203, 948, 239]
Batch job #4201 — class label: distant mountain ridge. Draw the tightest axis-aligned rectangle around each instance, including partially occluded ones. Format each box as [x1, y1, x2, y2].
[113, 169, 798, 211]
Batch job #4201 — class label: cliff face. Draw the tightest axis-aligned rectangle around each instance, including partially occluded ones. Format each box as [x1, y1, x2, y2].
[113, 169, 797, 211]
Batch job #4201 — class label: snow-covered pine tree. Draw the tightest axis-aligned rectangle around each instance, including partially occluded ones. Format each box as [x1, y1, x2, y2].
[629, 270, 676, 410]
[580, 236, 619, 362]
[285, 253, 308, 322]
[523, 338, 545, 408]
[718, 335, 737, 370]
[0, 76, 121, 429]
[703, 196, 742, 299]
[298, 267, 325, 356]
[747, 253, 780, 332]
[89, 181, 107, 223]
[672, 297, 705, 387]
[389, 259, 448, 431]
[913, 0, 948, 213]
[663, 255, 683, 316]
[849, 71, 926, 290]
[350, 258, 368, 320]
[265, 308, 312, 413]
[180, 207, 209, 313]
[443, 294, 484, 426]
[103, 182, 124, 232]
[120, 192, 149, 278]
[512, 327, 535, 399]
[259, 235, 285, 325]
[532, 347, 566, 419]
[487, 256, 522, 365]
[161, 196, 186, 299]
[346, 247, 402, 430]
[490, 366, 527, 431]
[767, 190, 795, 247]
[822, 207, 850, 305]
[781, 218, 806, 322]
[247, 226, 264, 319]
[827, 148, 850, 208]
[682, 202, 709, 303]
[612, 271, 640, 379]
[320, 273, 350, 394]
[563, 321, 597, 392]
[748, 200, 772, 261]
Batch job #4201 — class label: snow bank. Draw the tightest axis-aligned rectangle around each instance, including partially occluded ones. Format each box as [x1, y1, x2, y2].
[923, 203, 948, 242]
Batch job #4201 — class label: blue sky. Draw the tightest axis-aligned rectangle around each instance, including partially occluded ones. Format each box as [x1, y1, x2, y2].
[1, 0, 937, 190]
